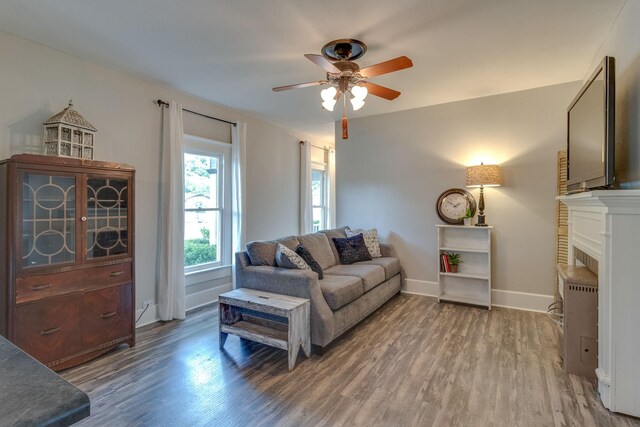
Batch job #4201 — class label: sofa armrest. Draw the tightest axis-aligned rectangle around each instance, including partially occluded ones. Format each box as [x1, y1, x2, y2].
[238, 266, 316, 298]
[236, 266, 335, 347]
[379, 243, 398, 258]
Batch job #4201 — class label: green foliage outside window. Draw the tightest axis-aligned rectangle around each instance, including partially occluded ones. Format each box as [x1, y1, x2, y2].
[184, 227, 217, 267]
[185, 155, 214, 199]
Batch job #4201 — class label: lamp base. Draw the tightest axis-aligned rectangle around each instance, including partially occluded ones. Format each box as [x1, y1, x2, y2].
[475, 214, 488, 227]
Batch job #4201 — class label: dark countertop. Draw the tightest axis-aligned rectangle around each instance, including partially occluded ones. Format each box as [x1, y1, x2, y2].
[0, 336, 90, 426]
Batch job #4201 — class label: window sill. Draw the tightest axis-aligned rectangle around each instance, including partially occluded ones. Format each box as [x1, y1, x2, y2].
[185, 264, 232, 286]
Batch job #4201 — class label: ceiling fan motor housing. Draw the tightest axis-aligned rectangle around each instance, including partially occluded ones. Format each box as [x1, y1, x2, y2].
[322, 39, 367, 61]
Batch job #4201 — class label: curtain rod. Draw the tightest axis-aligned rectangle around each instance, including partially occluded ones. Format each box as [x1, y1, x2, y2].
[156, 99, 236, 127]
[299, 140, 332, 152]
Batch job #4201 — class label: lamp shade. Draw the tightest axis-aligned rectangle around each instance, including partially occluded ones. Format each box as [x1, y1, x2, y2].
[350, 98, 365, 111]
[321, 86, 338, 111]
[351, 85, 368, 101]
[466, 164, 502, 187]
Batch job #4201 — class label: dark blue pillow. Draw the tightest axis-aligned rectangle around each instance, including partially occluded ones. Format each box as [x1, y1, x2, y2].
[332, 234, 372, 265]
[296, 245, 323, 279]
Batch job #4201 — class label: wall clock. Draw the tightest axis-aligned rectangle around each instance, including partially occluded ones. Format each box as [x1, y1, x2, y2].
[436, 188, 477, 224]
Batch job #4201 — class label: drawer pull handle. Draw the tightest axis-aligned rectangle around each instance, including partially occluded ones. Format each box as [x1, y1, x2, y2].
[30, 284, 52, 291]
[40, 327, 60, 336]
[100, 311, 117, 319]
[110, 271, 125, 277]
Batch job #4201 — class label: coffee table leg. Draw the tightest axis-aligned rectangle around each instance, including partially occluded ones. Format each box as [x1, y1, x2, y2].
[301, 303, 311, 358]
[287, 342, 299, 371]
[287, 303, 311, 370]
[219, 301, 229, 349]
[219, 331, 228, 349]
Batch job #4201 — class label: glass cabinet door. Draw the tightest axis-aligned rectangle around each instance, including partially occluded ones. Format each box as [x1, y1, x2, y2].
[21, 173, 77, 268]
[86, 176, 130, 259]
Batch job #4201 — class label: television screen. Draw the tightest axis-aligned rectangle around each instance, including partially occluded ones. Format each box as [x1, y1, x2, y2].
[567, 56, 614, 192]
[568, 70, 605, 183]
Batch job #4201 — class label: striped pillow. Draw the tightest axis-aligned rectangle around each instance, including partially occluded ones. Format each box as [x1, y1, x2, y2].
[275, 243, 311, 271]
[346, 227, 382, 258]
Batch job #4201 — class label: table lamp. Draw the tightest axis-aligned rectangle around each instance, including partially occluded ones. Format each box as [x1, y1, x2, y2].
[466, 163, 502, 226]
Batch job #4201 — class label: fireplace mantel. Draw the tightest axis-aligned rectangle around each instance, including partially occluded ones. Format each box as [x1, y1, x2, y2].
[558, 190, 640, 417]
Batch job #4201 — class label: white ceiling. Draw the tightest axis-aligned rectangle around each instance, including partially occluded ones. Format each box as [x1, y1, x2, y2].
[0, 0, 625, 140]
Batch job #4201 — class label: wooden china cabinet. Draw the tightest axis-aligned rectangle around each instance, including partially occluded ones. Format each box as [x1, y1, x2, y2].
[0, 154, 135, 370]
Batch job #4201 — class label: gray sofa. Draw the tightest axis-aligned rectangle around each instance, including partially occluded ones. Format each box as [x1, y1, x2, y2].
[235, 227, 403, 353]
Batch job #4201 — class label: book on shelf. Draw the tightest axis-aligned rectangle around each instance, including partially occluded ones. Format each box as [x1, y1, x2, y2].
[441, 253, 451, 272]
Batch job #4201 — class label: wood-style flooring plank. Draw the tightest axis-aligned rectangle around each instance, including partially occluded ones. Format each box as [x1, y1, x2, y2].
[62, 294, 639, 427]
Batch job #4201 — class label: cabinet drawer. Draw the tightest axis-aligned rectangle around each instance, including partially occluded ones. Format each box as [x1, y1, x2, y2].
[82, 284, 133, 348]
[14, 296, 83, 364]
[85, 262, 133, 289]
[16, 270, 85, 304]
[16, 262, 132, 304]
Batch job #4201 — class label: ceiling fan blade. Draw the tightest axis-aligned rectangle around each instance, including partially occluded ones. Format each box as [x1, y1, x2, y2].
[273, 80, 328, 92]
[359, 56, 413, 78]
[362, 82, 401, 100]
[304, 54, 341, 73]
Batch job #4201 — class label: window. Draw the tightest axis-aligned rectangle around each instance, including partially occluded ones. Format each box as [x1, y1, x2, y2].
[312, 165, 327, 232]
[183, 136, 231, 273]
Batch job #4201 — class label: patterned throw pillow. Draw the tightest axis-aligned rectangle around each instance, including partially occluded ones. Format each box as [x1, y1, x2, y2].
[346, 227, 382, 258]
[275, 243, 311, 271]
[296, 245, 324, 279]
[332, 234, 373, 265]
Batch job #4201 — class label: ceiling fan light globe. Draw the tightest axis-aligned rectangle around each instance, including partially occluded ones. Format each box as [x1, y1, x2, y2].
[321, 86, 337, 102]
[322, 99, 336, 111]
[350, 98, 365, 111]
[351, 85, 368, 101]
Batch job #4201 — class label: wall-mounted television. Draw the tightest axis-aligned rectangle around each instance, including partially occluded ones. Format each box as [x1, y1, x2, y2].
[567, 56, 615, 193]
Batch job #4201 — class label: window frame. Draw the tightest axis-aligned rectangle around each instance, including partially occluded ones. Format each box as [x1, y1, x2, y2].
[183, 135, 232, 274]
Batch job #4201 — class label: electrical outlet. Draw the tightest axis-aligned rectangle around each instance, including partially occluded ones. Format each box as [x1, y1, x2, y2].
[580, 336, 597, 364]
[142, 299, 154, 309]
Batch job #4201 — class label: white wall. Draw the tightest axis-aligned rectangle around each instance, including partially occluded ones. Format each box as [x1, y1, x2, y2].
[586, 0, 640, 188]
[336, 82, 580, 299]
[0, 30, 329, 316]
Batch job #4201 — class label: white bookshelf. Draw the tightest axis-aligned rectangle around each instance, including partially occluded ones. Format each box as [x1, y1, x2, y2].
[436, 224, 492, 309]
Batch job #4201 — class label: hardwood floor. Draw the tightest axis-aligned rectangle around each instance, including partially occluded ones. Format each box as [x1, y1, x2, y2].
[62, 294, 639, 426]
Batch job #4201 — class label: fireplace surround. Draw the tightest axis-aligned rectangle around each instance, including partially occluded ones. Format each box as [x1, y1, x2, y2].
[559, 190, 640, 417]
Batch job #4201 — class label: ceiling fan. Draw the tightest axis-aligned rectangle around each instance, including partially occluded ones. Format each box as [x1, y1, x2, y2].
[273, 39, 413, 139]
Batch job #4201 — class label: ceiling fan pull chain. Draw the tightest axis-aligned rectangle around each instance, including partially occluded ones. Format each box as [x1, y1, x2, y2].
[342, 96, 348, 140]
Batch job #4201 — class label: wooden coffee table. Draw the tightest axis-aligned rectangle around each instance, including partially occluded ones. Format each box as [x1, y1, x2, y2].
[218, 288, 311, 371]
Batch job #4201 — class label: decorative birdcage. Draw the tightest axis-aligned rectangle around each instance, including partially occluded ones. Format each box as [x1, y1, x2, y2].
[43, 100, 97, 159]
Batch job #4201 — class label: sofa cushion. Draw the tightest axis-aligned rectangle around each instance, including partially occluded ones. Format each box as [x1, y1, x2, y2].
[346, 227, 382, 258]
[332, 274, 402, 340]
[355, 257, 401, 280]
[246, 236, 299, 266]
[332, 234, 372, 265]
[320, 227, 349, 265]
[320, 275, 363, 310]
[275, 243, 311, 271]
[297, 233, 336, 270]
[324, 264, 386, 293]
[296, 245, 323, 279]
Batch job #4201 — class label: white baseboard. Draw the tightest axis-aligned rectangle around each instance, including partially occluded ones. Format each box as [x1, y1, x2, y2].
[135, 303, 159, 328]
[402, 278, 439, 297]
[137, 279, 553, 328]
[401, 278, 553, 313]
[491, 289, 554, 313]
[185, 282, 232, 311]
[135, 282, 232, 329]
